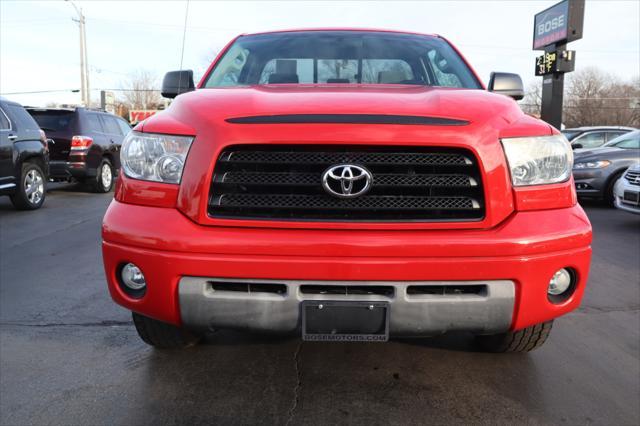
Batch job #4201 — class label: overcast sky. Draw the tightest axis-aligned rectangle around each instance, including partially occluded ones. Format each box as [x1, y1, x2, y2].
[1, 0, 638, 106]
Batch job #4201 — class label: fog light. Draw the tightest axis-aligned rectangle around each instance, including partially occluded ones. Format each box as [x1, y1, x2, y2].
[548, 268, 573, 296]
[121, 263, 146, 291]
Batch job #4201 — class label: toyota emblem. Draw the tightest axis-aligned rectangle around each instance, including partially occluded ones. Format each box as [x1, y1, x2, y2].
[322, 164, 373, 198]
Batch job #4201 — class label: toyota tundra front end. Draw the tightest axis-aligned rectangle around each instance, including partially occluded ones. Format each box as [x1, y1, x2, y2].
[102, 29, 592, 351]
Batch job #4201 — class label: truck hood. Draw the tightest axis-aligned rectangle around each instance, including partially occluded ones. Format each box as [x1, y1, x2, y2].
[144, 85, 538, 135]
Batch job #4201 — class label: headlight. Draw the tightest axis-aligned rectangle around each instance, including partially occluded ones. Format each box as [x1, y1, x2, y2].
[501, 135, 572, 187]
[573, 160, 611, 170]
[121, 131, 194, 184]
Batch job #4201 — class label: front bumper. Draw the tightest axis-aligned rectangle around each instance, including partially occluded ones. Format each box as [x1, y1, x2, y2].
[102, 200, 592, 334]
[614, 178, 640, 214]
[573, 169, 608, 197]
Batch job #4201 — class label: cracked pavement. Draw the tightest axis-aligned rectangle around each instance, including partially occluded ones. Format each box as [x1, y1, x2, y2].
[1, 183, 639, 425]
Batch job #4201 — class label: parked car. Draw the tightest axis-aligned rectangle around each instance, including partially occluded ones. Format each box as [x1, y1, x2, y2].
[614, 164, 640, 214]
[573, 130, 640, 205]
[562, 126, 636, 150]
[26, 107, 130, 192]
[102, 29, 592, 352]
[0, 98, 49, 210]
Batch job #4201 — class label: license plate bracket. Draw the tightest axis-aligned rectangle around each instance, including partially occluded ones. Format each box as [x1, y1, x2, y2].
[302, 301, 389, 342]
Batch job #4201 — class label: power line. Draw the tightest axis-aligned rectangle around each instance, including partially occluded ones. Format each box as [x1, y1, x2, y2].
[94, 89, 160, 92]
[1, 88, 160, 95]
[524, 95, 640, 100]
[520, 104, 639, 110]
[1, 89, 79, 95]
[5, 88, 639, 97]
[458, 43, 639, 55]
[0, 18, 69, 25]
[87, 17, 241, 33]
[574, 97, 640, 101]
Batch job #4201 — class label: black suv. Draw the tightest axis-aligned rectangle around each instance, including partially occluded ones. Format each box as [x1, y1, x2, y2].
[27, 107, 131, 192]
[0, 99, 49, 210]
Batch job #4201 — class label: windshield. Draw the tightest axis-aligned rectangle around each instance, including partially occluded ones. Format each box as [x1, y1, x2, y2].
[203, 31, 482, 89]
[605, 131, 640, 149]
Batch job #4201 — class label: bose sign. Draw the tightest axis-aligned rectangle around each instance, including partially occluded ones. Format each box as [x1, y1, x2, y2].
[533, 0, 584, 50]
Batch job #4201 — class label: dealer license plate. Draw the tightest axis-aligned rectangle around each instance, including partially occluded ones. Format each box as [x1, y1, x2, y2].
[302, 301, 389, 342]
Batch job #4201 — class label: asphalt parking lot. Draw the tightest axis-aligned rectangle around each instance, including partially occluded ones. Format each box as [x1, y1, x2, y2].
[1, 183, 638, 426]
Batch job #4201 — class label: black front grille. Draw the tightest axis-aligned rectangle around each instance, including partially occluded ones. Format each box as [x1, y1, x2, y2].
[208, 281, 287, 295]
[406, 285, 487, 296]
[209, 145, 485, 222]
[300, 285, 395, 297]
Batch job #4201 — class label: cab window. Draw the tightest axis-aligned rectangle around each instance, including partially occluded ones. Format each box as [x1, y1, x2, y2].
[317, 59, 358, 83]
[259, 59, 314, 84]
[362, 59, 413, 84]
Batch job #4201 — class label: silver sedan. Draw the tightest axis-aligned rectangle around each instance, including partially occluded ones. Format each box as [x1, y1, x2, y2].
[614, 164, 640, 214]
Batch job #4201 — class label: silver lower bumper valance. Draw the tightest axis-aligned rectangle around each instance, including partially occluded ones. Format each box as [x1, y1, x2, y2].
[178, 277, 515, 336]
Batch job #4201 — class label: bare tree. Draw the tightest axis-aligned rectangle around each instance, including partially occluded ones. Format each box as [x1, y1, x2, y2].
[120, 70, 163, 110]
[520, 68, 639, 127]
[564, 67, 639, 127]
[519, 81, 542, 117]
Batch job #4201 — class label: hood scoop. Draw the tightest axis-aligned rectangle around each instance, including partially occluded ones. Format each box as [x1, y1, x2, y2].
[226, 114, 469, 126]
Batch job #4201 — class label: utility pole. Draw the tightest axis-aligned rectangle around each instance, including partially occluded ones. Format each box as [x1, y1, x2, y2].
[66, 0, 90, 106]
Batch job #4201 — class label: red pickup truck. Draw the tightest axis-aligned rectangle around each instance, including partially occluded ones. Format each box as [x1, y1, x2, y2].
[102, 29, 592, 351]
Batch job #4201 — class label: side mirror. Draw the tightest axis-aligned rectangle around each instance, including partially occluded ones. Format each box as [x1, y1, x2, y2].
[572, 143, 583, 149]
[488, 72, 524, 101]
[161, 70, 195, 98]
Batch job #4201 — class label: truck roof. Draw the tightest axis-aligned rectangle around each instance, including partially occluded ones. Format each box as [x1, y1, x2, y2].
[242, 27, 439, 38]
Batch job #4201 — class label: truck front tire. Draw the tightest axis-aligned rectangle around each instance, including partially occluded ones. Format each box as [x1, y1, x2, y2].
[475, 321, 553, 352]
[132, 312, 202, 349]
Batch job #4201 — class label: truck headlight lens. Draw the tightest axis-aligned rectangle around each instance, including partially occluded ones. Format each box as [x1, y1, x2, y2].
[121, 131, 194, 184]
[573, 160, 611, 169]
[501, 135, 572, 187]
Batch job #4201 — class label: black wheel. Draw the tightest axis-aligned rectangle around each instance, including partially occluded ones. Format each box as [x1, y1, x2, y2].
[10, 162, 46, 210]
[475, 321, 553, 353]
[132, 312, 202, 349]
[91, 158, 114, 193]
[604, 171, 624, 207]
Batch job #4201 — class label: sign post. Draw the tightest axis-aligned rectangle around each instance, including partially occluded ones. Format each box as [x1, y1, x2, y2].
[100, 90, 115, 114]
[533, 0, 585, 129]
